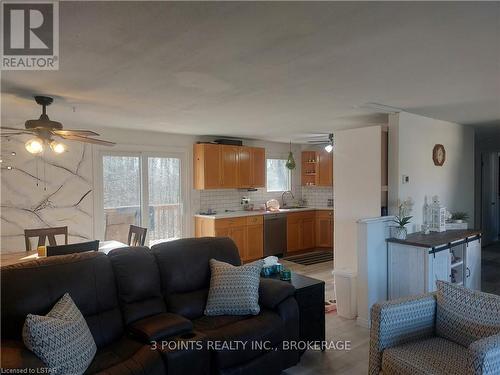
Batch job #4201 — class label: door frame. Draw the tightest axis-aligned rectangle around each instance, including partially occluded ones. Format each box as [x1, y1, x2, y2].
[93, 146, 189, 243]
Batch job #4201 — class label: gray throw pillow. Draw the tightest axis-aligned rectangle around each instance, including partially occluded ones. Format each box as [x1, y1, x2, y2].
[205, 259, 264, 316]
[22, 293, 97, 375]
[436, 280, 500, 347]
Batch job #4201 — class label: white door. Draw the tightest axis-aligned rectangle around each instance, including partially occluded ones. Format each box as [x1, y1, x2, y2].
[466, 238, 481, 291]
[481, 152, 499, 246]
[428, 250, 451, 292]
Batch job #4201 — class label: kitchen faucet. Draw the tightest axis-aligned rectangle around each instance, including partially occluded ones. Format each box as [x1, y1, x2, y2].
[281, 190, 294, 208]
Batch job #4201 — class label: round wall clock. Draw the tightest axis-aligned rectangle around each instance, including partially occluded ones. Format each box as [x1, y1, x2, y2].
[432, 144, 446, 166]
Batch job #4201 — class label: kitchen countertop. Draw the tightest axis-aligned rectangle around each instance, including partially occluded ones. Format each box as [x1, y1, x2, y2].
[195, 207, 333, 219]
[386, 229, 482, 248]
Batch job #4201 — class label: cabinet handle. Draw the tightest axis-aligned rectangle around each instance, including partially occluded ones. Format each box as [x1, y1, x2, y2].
[466, 267, 471, 278]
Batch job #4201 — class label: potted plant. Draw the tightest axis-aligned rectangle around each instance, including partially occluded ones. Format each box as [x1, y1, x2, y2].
[391, 199, 413, 240]
[451, 212, 469, 223]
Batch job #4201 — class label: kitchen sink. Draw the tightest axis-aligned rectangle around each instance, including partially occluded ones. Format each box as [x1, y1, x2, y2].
[279, 206, 309, 210]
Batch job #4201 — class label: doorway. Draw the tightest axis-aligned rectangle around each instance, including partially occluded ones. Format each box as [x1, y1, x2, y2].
[481, 152, 500, 246]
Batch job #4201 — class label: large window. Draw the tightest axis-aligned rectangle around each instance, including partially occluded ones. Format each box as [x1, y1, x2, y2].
[266, 159, 291, 192]
[102, 154, 183, 246]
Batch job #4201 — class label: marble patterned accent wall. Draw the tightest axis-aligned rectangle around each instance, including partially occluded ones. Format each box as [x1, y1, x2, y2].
[1, 136, 93, 253]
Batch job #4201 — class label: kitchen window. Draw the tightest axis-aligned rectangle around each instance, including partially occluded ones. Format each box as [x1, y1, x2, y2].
[266, 159, 291, 192]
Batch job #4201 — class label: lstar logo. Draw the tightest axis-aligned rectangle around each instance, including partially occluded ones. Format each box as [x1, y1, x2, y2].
[2, 1, 59, 70]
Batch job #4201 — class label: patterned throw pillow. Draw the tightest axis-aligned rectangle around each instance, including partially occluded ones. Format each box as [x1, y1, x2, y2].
[22, 293, 97, 375]
[436, 280, 500, 347]
[205, 259, 264, 316]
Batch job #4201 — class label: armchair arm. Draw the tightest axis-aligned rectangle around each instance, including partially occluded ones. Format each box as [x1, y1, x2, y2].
[258, 278, 295, 310]
[468, 333, 500, 375]
[369, 293, 437, 375]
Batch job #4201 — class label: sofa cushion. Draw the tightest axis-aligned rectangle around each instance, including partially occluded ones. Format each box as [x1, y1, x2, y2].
[436, 280, 500, 347]
[85, 336, 164, 375]
[205, 259, 264, 316]
[193, 310, 284, 369]
[382, 337, 468, 375]
[108, 247, 166, 324]
[151, 238, 240, 319]
[128, 313, 193, 343]
[1, 252, 123, 349]
[23, 293, 96, 375]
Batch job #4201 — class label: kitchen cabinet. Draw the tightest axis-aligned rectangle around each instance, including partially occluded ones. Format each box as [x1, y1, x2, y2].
[238, 147, 266, 189]
[301, 150, 333, 187]
[193, 144, 265, 190]
[286, 211, 316, 253]
[195, 215, 263, 262]
[316, 210, 333, 248]
[318, 150, 333, 186]
[387, 231, 482, 299]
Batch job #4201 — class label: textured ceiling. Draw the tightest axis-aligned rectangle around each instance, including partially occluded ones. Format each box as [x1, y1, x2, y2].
[1, 1, 499, 142]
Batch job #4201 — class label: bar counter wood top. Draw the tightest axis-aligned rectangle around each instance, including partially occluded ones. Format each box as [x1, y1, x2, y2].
[386, 229, 482, 248]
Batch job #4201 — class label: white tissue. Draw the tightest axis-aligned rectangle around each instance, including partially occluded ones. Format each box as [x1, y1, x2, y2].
[263, 256, 279, 267]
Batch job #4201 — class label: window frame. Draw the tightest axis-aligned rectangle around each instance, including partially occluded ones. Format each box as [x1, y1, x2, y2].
[266, 158, 292, 192]
[94, 148, 188, 243]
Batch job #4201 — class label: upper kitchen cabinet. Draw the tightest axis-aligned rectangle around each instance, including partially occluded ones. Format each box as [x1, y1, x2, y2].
[301, 150, 333, 187]
[238, 147, 265, 189]
[193, 143, 265, 190]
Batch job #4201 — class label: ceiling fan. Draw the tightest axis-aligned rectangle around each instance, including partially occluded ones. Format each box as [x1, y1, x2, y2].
[307, 133, 334, 153]
[1, 95, 115, 154]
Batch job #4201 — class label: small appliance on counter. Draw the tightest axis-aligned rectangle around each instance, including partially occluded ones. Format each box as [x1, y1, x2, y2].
[241, 196, 254, 211]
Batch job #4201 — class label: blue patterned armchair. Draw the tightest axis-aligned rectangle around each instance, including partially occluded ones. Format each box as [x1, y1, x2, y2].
[369, 281, 500, 375]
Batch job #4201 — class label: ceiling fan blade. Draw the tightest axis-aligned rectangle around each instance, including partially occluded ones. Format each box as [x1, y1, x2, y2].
[59, 134, 115, 146]
[1, 132, 32, 136]
[1, 126, 28, 131]
[53, 129, 99, 136]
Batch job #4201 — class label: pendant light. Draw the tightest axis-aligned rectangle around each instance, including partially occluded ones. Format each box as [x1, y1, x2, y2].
[286, 141, 296, 170]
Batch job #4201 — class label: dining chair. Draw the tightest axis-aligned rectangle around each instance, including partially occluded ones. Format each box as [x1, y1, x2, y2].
[24, 226, 68, 252]
[128, 225, 147, 246]
[46, 240, 100, 257]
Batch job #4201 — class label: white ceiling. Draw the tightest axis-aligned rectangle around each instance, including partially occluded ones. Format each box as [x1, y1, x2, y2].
[1, 1, 499, 142]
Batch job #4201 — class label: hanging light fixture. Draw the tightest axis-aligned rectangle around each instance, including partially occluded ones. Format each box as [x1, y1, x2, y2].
[25, 138, 44, 154]
[285, 141, 296, 170]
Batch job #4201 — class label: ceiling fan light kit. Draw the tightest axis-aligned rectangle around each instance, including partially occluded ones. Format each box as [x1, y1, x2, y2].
[25, 138, 44, 154]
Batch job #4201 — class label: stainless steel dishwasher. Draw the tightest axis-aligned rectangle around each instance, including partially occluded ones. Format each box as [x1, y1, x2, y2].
[264, 213, 287, 256]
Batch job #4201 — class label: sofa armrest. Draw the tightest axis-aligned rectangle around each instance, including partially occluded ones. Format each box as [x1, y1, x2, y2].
[369, 293, 437, 375]
[128, 312, 193, 343]
[468, 333, 500, 375]
[0, 340, 46, 370]
[259, 278, 295, 310]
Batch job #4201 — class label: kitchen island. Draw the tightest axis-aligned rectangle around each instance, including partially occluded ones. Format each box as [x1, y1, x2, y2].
[386, 229, 482, 299]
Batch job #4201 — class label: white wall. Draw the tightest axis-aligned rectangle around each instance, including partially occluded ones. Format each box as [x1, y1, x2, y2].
[388, 112, 475, 232]
[334, 125, 382, 273]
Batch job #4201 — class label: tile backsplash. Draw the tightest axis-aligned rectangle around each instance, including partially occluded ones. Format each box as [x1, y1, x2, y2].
[195, 185, 333, 214]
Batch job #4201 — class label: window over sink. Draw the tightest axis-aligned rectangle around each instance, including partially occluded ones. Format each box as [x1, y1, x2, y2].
[266, 159, 291, 192]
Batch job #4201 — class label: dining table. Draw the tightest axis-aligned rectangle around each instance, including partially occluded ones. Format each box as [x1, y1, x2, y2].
[0, 240, 128, 267]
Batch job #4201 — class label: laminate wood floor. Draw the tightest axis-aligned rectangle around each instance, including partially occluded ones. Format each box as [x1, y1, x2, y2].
[280, 259, 369, 375]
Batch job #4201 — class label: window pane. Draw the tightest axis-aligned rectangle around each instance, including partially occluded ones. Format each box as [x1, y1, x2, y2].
[148, 157, 182, 246]
[103, 156, 141, 243]
[266, 159, 290, 192]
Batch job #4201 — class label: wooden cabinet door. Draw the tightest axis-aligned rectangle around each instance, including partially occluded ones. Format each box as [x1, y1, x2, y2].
[229, 226, 246, 261]
[301, 217, 315, 250]
[215, 227, 230, 238]
[287, 217, 302, 253]
[251, 147, 265, 188]
[245, 224, 263, 261]
[238, 147, 252, 188]
[221, 145, 239, 188]
[316, 216, 331, 247]
[318, 150, 333, 186]
[203, 144, 221, 189]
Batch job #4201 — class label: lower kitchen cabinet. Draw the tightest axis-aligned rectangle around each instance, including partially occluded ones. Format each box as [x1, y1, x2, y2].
[195, 215, 263, 262]
[316, 211, 333, 248]
[286, 211, 316, 253]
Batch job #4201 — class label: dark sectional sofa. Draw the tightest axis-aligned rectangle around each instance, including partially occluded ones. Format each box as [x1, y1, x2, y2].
[1, 237, 300, 375]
